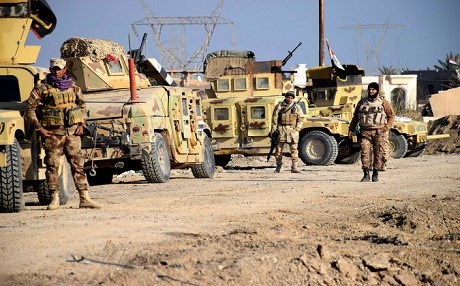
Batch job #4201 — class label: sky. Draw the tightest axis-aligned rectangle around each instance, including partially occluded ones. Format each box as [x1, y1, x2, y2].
[28, 0, 460, 76]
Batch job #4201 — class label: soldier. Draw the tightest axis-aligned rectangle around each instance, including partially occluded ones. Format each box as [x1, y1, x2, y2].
[26, 58, 101, 210]
[271, 91, 304, 173]
[348, 82, 395, 182]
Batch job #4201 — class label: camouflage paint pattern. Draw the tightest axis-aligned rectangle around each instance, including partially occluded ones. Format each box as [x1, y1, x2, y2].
[44, 134, 88, 192]
[360, 129, 384, 170]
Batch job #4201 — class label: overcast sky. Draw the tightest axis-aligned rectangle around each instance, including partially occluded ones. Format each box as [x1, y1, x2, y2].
[29, 0, 459, 75]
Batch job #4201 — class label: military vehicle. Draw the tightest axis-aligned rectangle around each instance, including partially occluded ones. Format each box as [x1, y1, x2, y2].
[60, 37, 215, 185]
[0, 0, 75, 212]
[304, 65, 449, 158]
[202, 49, 359, 167]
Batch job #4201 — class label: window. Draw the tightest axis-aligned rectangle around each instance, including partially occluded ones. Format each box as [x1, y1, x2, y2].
[216, 79, 230, 92]
[297, 102, 307, 114]
[105, 57, 125, 75]
[0, 76, 20, 102]
[255, 77, 269, 90]
[195, 99, 202, 116]
[181, 98, 189, 115]
[214, 108, 229, 120]
[251, 107, 265, 119]
[233, 78, 247, 91]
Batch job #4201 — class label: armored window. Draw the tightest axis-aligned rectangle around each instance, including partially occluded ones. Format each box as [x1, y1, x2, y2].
[316, 90, 327, 100]
[251, 106, 265, 119]
[216, 79, 230, 92]
[0, 76, 21, 102]
[233, 78, 247, 91]
[297, 102, 307, 114]
[255, 77, 269, 90]
[0, 3, 28, 17]
[214, 108, 229, 120]
[182, 98, 189, 116]
[195, 99, 202, 116]
[105, 56, 125, 75]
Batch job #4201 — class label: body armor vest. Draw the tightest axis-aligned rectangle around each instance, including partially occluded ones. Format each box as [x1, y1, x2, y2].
[358, 97, 387, 128]
[278, 104, 298, 126]
[40, 86, 84, 127]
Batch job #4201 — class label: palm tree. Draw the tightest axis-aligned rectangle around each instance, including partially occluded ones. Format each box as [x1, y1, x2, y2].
[378, 66, 399, 75]
[434, 51, 459, 70]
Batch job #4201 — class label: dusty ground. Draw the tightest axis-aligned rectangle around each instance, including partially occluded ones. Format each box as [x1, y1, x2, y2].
[0, 151, 459, 286]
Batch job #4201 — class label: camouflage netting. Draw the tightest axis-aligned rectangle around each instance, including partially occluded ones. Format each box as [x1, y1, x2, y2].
[60, 37, 127, 62]
[203, 50, 255, 80]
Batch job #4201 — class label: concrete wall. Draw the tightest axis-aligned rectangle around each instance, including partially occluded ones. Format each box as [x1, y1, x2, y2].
[429, 87, 460, 117]
[363, 75, 418, 110]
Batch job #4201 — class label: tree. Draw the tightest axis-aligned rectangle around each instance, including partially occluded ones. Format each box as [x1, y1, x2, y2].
[434, 51, 459, 70]
[378, 66, 399, 75]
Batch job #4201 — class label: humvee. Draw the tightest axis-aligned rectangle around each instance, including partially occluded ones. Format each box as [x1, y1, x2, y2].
[61, 37, 215, 185]
[202, 50, 359, 167]
[0, 0, 75, 212]
[304, 65, 449, 158]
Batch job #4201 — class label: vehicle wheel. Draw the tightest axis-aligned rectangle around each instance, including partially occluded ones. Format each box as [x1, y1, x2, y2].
[389, 132, 408, 159]
[0, 139, 23, 212]
[141, 133, 170, 183]
[299, 130, 338, 165]
[214, 154, 231, 167]
[404, 144, 426, 158]
[86, 168, 114, 186]
[191, 135, 216, 178]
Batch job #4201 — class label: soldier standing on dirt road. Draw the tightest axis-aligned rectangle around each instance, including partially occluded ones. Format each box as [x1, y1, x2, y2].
[271, 91, 304, 173]
[348, 82, 395, 182]
[25, 58, 101, 210]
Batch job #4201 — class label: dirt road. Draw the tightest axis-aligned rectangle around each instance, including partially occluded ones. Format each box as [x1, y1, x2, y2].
[1, 154, 459, 285]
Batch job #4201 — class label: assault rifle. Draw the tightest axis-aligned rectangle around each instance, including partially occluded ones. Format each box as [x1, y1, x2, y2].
[267, 129, 280, 162]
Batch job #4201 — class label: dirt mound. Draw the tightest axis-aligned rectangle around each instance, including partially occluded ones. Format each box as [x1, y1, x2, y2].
[425, 115, 460, 154]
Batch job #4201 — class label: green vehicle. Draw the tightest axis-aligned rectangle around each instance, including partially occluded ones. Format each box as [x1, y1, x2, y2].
[304, 65, 449, 159]
[202, 50, 360, 167]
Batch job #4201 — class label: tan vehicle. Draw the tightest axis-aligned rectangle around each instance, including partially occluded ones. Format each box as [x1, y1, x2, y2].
[0, 0, 76, 212]
[61, 37, 215, 185]
[202, 50, 359, 167]
[304, 65, 449, 158]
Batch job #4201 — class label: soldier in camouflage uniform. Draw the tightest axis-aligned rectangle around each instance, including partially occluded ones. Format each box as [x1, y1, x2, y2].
[271, 91, 304, 173]
[26, 58, 101, 210]
[348, 82, 395, 182]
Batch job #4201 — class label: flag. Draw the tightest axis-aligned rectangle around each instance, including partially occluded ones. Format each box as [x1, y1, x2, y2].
[449, 58, 458, 65]
[326, 38, 345, 70]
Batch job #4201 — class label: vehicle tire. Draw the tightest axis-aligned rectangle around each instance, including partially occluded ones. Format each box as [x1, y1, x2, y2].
[299, 130, 338, 165]
[404, 144, 426, 158]
[141, 133, 171, 183]
[389, 131, 408, 159]
[86, 168, 114, 186]
[191, 135, 216, 178]
[0, 139, 23, 212]
[214, 154, 231, 167]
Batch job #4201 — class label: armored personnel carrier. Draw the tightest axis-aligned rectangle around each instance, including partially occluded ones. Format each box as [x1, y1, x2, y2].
[304, 65, 448, 158]
[202, 50, 359, 167]
[0, 0, 75, 212]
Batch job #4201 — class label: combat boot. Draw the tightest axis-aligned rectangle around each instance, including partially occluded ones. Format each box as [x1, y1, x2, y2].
[291, 162, 301, 173]
[274, 163, 282, 173]
[47, 191, 60, 210]
[361, 168, 370, 182]
[79, 190, 102, 209]
[372, 169, 379, 182]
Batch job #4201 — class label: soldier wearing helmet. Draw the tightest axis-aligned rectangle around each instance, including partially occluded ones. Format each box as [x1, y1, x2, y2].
[271, 91, 304, 173]
[348, 82, 395, 182]
[25, 58, 102, 210]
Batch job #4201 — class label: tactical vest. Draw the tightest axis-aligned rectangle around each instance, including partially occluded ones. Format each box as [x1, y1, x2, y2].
[40, 86, 84, 128]
[278, 104, 298, 126]
[358, 97, 387, 128]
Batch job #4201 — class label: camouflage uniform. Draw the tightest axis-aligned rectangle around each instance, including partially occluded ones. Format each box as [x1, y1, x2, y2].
[349, 84, 395, 182]
[272, 95, 304, 173]
[26, 60, 101, 209]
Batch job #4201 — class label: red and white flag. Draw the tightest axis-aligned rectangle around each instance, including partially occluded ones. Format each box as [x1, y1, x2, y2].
[326, 38, 345, 70]
[449, 58, 458, 65]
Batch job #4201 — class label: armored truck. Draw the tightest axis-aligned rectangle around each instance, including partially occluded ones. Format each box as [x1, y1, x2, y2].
[202, 50, 359, 167]
[0, 0, 75, 212]
[304, 65, 448, 158]
[61, 37, 215, 185]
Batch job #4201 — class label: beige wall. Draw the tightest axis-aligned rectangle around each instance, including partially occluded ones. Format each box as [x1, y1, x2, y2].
[363, 75, 418, 110]
[429, 87, 460, 117]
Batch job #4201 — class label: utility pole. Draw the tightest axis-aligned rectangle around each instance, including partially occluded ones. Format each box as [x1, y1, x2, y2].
[319, 0, 324, 66]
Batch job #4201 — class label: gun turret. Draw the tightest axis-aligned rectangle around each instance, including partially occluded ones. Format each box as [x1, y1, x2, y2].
[281, 42, 302, 67]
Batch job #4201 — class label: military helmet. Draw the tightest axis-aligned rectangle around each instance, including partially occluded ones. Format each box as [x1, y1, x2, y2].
[285, 91, 295, 98]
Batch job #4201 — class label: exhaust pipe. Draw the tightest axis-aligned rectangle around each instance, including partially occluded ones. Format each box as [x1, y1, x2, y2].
[128, 57, 138, 102]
